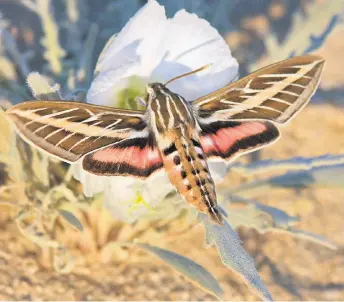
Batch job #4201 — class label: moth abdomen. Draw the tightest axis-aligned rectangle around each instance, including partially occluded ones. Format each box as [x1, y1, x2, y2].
[158, 126, 221, 224]
[162, 143, 177, 156]
[208, 206, 224, 225]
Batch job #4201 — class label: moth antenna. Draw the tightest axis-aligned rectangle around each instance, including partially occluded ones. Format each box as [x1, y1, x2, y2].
[164, 63, 213, 86]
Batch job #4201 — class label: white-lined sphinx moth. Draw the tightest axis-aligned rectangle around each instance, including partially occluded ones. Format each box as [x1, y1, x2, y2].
[6, 55, 324, 224]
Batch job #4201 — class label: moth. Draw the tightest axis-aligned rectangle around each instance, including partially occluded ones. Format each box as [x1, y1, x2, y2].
[6, 55, 324, 225]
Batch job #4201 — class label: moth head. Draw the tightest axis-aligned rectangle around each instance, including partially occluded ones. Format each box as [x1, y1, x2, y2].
[146, 83, 165, 101]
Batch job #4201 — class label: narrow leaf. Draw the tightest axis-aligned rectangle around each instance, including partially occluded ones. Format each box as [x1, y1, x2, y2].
[0, 106, 14, 154]
[58, 209, 84, 232]
[31, 149, 49, 187]
[36, 0, 65, 74]
[198, 214, 273, 301]
[225, 196, 336, 250]
[230, 164, 344, 194]
[223, 204, 273, 231]
[136, 243, 223, 300]
[77, 23, 99, 85]
[281, 228, 337, 250]
[231, 154, 344, 175]
[229, 195, 300, 228]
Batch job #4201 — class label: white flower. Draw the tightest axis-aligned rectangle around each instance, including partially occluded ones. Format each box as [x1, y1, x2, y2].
[73, 0, 239, 223]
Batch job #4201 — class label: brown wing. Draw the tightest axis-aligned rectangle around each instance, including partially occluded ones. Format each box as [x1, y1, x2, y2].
[193, 55, 324, 124]
[6, 100, 149, 163]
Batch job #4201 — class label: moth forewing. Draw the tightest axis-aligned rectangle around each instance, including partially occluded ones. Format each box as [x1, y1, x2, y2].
[273, 57, 324, 123]
[5, 100, 148, 163]
[192, 55, 325, 125]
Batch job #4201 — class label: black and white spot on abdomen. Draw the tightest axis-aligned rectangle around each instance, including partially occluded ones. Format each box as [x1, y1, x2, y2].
[159, 128, 223, 224]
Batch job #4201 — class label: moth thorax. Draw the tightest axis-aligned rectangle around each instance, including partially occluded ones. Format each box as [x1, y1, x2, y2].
[147, 86, 195, 133]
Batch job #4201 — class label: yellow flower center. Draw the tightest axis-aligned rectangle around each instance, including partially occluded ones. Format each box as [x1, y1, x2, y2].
[121, 189, 156, 215]
[113, 76, 147, 110]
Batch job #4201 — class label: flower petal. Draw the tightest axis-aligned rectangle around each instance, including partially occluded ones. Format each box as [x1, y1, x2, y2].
[103, 172, 176, 223]
[97, 0, 167, 74]
[72, 162, 106, 197]
[141, 171, 174, 204]
[151, 9, 239, 101]
[104, 176, 145, 223]
[87, 0, 169, 106]
[88, 0, 239, 106]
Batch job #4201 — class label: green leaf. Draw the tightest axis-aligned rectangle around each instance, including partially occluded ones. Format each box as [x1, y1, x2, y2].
[36, 0, 65, 74]
[198, 214, 273, 301]
[0, 106, 14, 155]
[58, 209, 84, 232]
[225, 196, 336, 250]
[223, 204, 273, 230]
[31, 150, 49, 187]
[278, 228, 337, 250]
[230, 164, 344, 195]
[77, 23, 99, 86]
[0, 106, 25, 182]
[231, 154, 344, 176]
[136, 243, 223, 300]
[229, 195, 300, 229]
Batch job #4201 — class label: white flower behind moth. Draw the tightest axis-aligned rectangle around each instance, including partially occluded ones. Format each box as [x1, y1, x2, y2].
[73, 0, 239, 223]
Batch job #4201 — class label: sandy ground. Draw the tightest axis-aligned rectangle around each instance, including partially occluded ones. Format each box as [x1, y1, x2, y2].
[0, 103, 343, 301]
